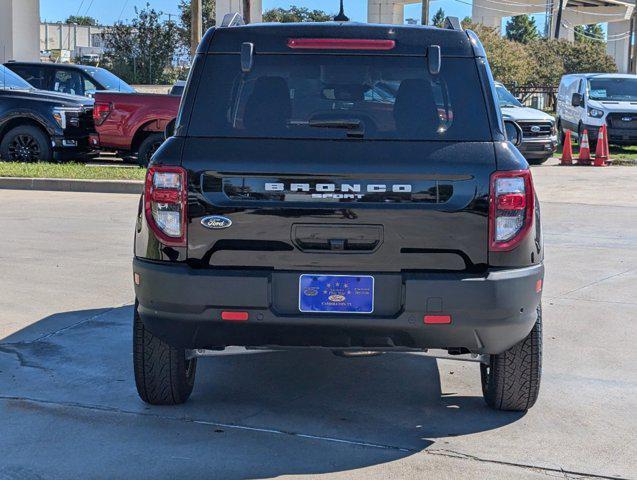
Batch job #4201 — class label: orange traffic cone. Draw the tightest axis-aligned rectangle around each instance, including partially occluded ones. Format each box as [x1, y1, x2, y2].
[578, 129, 591, 165]
[561, 130, 573, 165]
[594, 125, 609, 167]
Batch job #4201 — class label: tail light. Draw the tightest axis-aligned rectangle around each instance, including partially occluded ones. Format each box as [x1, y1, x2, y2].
[93, 101, 112, 126]
[144, 166, 187, 247]
[489, 170, 535, 252]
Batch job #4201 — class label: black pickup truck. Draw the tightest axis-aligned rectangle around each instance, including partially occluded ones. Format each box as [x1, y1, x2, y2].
[0, 65, 93, 162]
[132, 19, 544, 411]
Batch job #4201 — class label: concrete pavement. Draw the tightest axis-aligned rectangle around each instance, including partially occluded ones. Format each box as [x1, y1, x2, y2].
[0, 162, 636, 479]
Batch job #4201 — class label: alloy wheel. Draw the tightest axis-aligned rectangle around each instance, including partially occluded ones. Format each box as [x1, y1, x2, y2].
[7, 134, 42, 162]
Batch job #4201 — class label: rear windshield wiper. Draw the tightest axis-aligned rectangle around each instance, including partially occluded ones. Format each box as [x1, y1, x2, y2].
[296, 119, 365, 138]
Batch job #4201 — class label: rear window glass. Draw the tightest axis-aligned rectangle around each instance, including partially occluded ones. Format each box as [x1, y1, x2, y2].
[187, 54, 491, 141]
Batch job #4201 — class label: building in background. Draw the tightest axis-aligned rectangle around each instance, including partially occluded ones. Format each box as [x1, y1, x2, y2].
[40, 23, 109, 62]
[0, 0, 40, 63]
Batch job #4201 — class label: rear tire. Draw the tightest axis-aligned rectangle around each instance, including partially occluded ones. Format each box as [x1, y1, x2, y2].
[557, 120, 565, 146]
[133, 301, 196, 405]
[136, 133, 164, 167]
[480, 305, 542, 411]
[0, 125, 52, 162]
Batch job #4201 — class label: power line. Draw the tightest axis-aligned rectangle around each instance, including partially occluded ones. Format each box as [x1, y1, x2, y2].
[561, 20, 631, 40]
[481, 0, 552, 9]
[75, 0, 86, 15]
[83, 0, 96, 17]
[561, 18, 630, 38]
[459, 0, 632, 37]
[470, 0, 629, 18]
[456, 0, 524, 15]
[117, 0, 130, 23]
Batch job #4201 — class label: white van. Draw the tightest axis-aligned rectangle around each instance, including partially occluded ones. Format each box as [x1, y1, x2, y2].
[556, 73, 637, 147]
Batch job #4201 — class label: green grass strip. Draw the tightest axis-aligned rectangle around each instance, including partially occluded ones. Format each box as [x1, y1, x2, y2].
[0, 162, 146, 181]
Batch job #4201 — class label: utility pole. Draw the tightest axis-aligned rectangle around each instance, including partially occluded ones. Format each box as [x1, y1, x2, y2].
[243, 0, 251, 23]
[190, 0, 202, 57]
[554, 0, 564, 39]
[421, 0, 430, 25]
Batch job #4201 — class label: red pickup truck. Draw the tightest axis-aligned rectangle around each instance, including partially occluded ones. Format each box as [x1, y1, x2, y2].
[92, 92, 180, 165]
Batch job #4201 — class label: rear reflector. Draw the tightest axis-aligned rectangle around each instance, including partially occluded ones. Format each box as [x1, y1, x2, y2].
[221, 311, 249, 321]
[424, 315, 452, 324]
[496, 193, 526, 211]
[287, 38, 396, 50]
[536, 279, 543, 293]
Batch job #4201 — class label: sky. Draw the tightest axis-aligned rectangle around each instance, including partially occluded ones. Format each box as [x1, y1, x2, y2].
[40, 0, 474, 26]
[40, 0, 558, 37]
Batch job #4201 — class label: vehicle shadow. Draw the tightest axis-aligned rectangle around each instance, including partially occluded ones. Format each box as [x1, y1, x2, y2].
[0, 306, 525, 479]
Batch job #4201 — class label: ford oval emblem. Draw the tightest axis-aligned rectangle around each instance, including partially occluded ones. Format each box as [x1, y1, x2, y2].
[530, 125, 541, 133]
[622, 116, 632, 122]
[201, 216, 232, 229]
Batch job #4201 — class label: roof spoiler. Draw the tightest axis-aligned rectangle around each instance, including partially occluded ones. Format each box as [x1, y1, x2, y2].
[444, 16, 462, 31]
[220, 12, 245, 27]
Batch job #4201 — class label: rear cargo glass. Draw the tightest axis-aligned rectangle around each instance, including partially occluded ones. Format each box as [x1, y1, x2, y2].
[187, 54, 491, 141]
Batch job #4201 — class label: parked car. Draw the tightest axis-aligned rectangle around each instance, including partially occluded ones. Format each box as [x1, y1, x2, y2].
[496, 82, 557, 165]
[556, 73, 637, 147]
[132, 19, 544, 412]
[0, 65, 94, 162]
[169, 80, 186, 96]
[92, 91, 180, 165]
[4, 62, 135, 97]
[80, 53, 101, 65]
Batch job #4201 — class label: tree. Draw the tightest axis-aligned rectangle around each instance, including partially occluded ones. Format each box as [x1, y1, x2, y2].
[262, 6, 331, 23]
[103, 4, 179, 85]
[574, 24, 605, 43]
[442, 20, 616, 88]
[526, 39, 565, 86]
[431, 8, 446, 28]
[464, 21, 533, 85]
[65, 15, 98, 26]
[505, 15, 539, 44]
[561, 40, 617, 74]
[178, 0, 215, 52]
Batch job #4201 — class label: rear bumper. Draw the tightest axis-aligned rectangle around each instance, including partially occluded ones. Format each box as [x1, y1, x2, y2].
[133, 259, 544, 354]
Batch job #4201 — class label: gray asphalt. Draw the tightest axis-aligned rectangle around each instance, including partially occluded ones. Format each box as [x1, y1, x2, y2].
[0, 160, 635, 479]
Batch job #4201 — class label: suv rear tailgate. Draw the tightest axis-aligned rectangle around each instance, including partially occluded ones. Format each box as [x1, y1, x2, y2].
[184, 138, 493, 272]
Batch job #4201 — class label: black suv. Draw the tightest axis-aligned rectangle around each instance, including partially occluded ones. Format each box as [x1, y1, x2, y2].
[0, 65, 94, 162]
[133, 19, 544, 411]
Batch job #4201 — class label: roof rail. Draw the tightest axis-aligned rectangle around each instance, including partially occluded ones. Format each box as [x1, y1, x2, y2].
[220, 12, 245, 27]
[444, 16, 462, 31]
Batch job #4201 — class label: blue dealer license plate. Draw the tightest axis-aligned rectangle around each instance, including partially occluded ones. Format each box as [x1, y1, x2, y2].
[298, 275, 374, 314]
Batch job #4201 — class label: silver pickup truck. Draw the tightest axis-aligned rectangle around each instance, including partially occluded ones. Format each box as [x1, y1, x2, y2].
[496, 82, 557, 165]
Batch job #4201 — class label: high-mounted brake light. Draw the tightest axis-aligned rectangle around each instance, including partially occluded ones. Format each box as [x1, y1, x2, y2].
[489, 170, 535, 252]
[287, 38, 396, 50]
[92, 101, 112, 126]
[144, 166, 187, 247]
